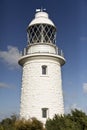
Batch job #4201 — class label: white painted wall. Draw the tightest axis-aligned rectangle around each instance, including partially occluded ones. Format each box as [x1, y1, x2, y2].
[20, 57, 64, 124]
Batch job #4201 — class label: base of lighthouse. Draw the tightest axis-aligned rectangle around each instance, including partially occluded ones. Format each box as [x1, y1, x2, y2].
[19, 53, 64, 124]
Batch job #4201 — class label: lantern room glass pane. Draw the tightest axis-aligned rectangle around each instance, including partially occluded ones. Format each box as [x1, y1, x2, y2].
[27, 24, 56, 44]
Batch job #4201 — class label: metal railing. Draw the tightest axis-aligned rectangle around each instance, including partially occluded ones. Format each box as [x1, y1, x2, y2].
[22, 47, 64, 58]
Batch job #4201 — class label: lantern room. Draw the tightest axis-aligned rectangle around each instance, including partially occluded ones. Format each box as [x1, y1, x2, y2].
[27, 10, 56, 44]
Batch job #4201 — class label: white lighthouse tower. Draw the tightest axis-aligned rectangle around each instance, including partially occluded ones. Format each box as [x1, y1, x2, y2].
[19, 9, 65, 124]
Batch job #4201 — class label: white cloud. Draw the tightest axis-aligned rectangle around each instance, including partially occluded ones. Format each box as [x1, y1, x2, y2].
[0, 45, 21, 69]
[0, 82, 11, 88]
[71, 103, 79, 110]
[0, 82, 16, 89]
[83, 83, 87, 93]
[80, 37, 87, 41]
[65, 104, 81, 114]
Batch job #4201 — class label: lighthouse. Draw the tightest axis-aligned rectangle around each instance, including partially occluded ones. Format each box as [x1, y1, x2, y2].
[18, 9, 65, 124]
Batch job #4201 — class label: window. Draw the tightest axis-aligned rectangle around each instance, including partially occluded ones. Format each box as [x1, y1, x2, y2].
[42, 108, 48, 118]
[27, 24, 56, 44]
[42, 65, 47, 75]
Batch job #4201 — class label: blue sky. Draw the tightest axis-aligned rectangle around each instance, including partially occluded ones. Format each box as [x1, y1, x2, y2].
[0, 0, 87, 120]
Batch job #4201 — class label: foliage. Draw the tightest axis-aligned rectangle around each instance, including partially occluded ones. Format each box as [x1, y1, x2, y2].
[1, 109, 87, 130]
[0, 116, 45, 130]
[0, 115, 17, 130]
[15, 117, 44, 130]
[45, 109, 87, 130]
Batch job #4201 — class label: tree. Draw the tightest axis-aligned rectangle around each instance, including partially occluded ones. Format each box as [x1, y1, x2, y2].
[0, 115, 17, 130]
[1, 109, 87, 130]
[0, 116, 45, 130]
[45, 109, 87, 130]
[15, 117, 45, 130]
